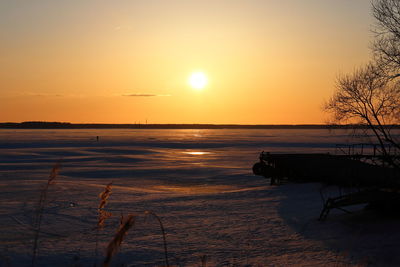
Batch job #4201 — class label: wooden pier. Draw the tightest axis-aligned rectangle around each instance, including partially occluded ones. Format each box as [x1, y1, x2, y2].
[252, 150, 400, 219]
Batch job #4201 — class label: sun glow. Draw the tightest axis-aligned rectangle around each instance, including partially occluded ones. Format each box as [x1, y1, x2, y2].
[188, 72, 208, 90]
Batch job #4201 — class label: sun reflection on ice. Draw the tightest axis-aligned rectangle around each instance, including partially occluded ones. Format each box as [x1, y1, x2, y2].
[183, 151, 211, 155]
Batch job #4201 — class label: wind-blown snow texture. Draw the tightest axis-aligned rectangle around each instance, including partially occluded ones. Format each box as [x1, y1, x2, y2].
[0, 129, 399, 266]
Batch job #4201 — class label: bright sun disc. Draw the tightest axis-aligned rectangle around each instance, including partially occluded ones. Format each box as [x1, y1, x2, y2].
[188, 72, 208, 89]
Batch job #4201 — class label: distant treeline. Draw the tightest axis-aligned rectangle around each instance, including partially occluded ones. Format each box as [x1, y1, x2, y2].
[1, 121, 399, 129]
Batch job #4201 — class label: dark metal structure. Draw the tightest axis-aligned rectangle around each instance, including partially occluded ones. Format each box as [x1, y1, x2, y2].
[252, 146, 400, 220]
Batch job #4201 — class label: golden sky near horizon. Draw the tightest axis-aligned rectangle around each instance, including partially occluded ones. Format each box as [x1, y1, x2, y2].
[0, 0, 373, 124]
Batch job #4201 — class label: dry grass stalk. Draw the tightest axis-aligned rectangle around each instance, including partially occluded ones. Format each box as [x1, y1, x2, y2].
[97, 182, 113, 229]
[119, 212, 124, 227]
[144, 211, 170, 267]
[200, 255, 207, 267]
[47, 162, 61, 185]
[103, 214, 136, 267]
[31, 162, 62, 267]
[94, 182, 113, 266]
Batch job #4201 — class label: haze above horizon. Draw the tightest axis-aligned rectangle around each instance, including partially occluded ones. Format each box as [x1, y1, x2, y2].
[0, 0, 372, 124]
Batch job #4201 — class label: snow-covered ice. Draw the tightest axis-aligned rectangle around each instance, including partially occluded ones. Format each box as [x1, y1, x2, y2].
[0, 129, 399, 266]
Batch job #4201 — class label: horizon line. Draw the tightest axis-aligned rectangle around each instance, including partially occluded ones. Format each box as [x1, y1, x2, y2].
[1, 121, 399, 129]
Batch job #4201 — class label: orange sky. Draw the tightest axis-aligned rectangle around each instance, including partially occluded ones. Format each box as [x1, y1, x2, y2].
[0, 0, 373, 124]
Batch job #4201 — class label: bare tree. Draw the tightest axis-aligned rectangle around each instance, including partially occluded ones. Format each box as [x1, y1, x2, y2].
[373, 0, 400, 75]
[325, 63, 400, 167]
[325, 0, 400, 169]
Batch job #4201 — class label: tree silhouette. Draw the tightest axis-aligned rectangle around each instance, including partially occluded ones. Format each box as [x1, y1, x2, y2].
[325, 0, 400, 166]
[373, 0, 400, 75]
[325, 63, 400, 165]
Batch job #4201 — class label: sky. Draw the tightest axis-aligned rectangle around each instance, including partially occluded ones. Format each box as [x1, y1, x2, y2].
[0, 0, 374, 124]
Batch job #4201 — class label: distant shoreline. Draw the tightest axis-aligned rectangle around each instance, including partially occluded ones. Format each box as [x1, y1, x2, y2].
[1, 122, 399, 129]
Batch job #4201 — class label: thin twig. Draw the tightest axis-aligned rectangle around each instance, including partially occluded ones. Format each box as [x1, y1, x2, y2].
[31, 162, 61, 267]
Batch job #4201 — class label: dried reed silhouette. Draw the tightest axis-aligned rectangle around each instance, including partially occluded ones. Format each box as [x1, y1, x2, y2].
[103, 214, 136, 267]
[31, 161, 61, 267]
[94, 182, 113, 266]
[144, 211, 170, 267]
[29, 173, 172, 267]
[98, 182, 113, 229]
[101, 211, 170, 267]
[200, 255, 207, 267]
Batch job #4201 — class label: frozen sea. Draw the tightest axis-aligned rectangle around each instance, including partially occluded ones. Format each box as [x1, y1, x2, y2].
[0, 128, 399, 266]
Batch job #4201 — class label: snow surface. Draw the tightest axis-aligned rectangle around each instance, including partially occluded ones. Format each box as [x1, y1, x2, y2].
[0, 129, 399, 266]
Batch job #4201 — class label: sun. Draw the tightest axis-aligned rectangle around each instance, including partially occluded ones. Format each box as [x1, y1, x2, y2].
[188, 71, 208, 90]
